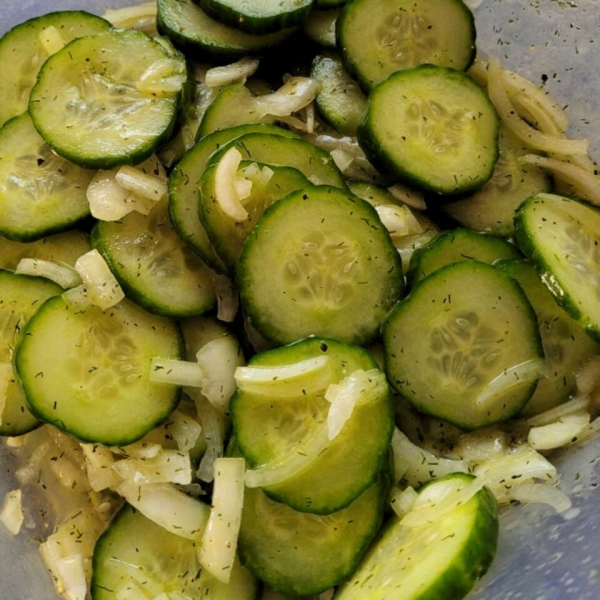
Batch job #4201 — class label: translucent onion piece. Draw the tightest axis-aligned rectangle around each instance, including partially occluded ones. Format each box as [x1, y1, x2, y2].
[112, 449, 192, 486]
[527, 395, 590, 428]
[103, 2, 158, 34]
[52, 555, 87, 600]
[528, 410, 590, 450]
[114, 441, 162, 459]
[387, 184, 427, 210]
[507, 482, 572, 514]
[0, 363, 12, 427]
[81, 444, 120, 492]
[454, 429, 509, 462]
[330, 148, 354, 173]
[278, 115, 311, 132]
[256, 77, 322, 118]
[116, 166, 167, 202]
[0, 489, 24, 536]
[16, 258, 81, 289]
[211, 273, 239, 323]
[137, 58, 187, 95]
[39, 26, 65, 55]
[205, 58, 260, 88]
[577, 356, 600, 395]
[235, 356, 332, 398]
[306, 103, 315, 134]
[149, 358, 205, 388]
[169, 410, 202, 453]
[198, 458, 245, 584]
[390, 486, 418, 519]
[192, 392, 225, 483]
[215, 148, 249, 222]
[304, 132, 378, 176]
[234, 175, 253, 201]
[376, 204, 423, 239]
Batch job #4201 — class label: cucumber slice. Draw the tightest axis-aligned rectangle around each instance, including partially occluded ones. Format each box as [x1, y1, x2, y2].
[515, 193, 600, 343]
[303, 8, 339, 49]
[199, 161, 311, 272]
[311, 53, 367, 136]
[158, 0, 294, 59]
[358, 65, 499, 195]
[383, 261, 544, 430]
[0, 11, 110, 128]
[407, 228, 521, 286]
[92, 504, 259, 600]
[317, 0, 346, 7]
[0, 114, 93, 242]
[338, 0, 475, 90]
[92, 200, 216, 318]
[169, 124, 299, 271]
[442, 127, 551, 236]
[497, 260, 599, 416]
[196, 0, 314, 34]
[231, 338, 394, 514]
[16, 297, 183, 445]
[238, 186, 403, 345]
[0, 271, 62, 436]
[336, 474, 498, 600]
[29, 30, 179, 170]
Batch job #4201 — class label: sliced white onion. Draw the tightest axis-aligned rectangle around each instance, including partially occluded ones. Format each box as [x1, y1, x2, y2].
[205, 58, 260, 88]
[113, 441, 162, 459]
[52, 555, 87, 600]
[256, 77, 321, 118]
[150, 358, 205, 388]
[16, 258, 81, 289]
[0, 363, 12, 427]
[235, 356, 332, 398]
[528, 410, 590, 451]
[507, 482, 572, 514]
[576, 356, 600, 395]
[198, 458, 245, 584]
[390, 486, 418, 519]
[112, 450, 192, 486]
[137, 58, 187, 95]
[277, 114, 311, 132]
[526, 395, 590, 428]
[330, 148, 354, 173]
[234, 175, 253, 201]
[81, 444, 120, 492]
[215, 148, 249, 222]
[306, 103, 315, 134]
[39, 25, 65, 55]
[169, 410, 202, 453]
[116, 166, 167, 202]
[376, 204, 423, 239]
[103, 2, 158, 34]
[192, 392, 225, 483]
[210, 273, 239, 323]
[454, 429, 509, 462]
[0, 490, 24, 536]
[387, 184, 427, 210]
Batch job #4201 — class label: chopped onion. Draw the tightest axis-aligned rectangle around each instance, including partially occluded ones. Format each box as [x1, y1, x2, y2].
[387, 184, 427, 210]
[234, 175, 253, 201]
[255, 77, 321, 118]
[455, 429, 509, 462]
[16, 258, 81, 289]
[116, 481, 209, 540]
[507, 482, 572, 514]
[150, 358, 205, 388]
[0, 362, 12, 427]
[526, 395, 590, 428]
[114, 441, 162, 459]
[390, 486, 418, 519]
[576, 356, 600, 395]
[235, 356, 332, 398]
[0, 490, 24, 536]
[528, 410, 590, 450]
[205, 58, 260, 88]
[304, 133, 378, 177]
[192, 392, 225, 483]
[215, 148, 249, 222]
[39, 26, 65, 55]
[116, 166, 167, 202]
[210, 273, 239, 323]
[198, 458, 245, 584]
[103, 2, 158, 34]
[169, 410, 202, 453]
[376, 204, 423, 239]
[112, 449, 192, 485]
[15, 441, 51, 485]
[137, 58, 187, 95]
[330, 149, 354, 173]
[81, 444, 120, 492]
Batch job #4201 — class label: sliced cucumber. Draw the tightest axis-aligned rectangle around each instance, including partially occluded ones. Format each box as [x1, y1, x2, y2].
[336, 474, 498, 600]
[231, 338, 394, 514]
[169, 123, 298, 271]
[497, 260, 599, 416]
[92, 200, 216, 318]
[383, 261, 544, 430]
[338, 0, 476, 90]
[317, 0, 346, 7]
[515, 193, 600, 343]
[358, 65, 499, 195]
[0, 271, 62, 436]
[158, 0, 293, 59]
[238, 186, 403, 345]
[199, 161, 311, 272]
[16, 297, 183, 445]
[0, 10, 110, 128]
[29, 29, 179, 169]
[407, 228, 521, 286]
[311, 53, 367, 136]
[303, 8, 339, 49]
[92, 503, 259, 600]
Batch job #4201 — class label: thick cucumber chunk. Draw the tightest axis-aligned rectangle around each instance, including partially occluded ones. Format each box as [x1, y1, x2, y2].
[92, 200, 216, 318]
[336, 474, 498, 600]
[383, 261, 544, 430]
[0, 114, 93, 242]
[16, 297, 183, 445]
[0, 11, 110, 128]
[407, 228, 521, 286]
[338, 0, 475, 90]
[0, 271, 62, 436]
[199, 161, 311, 272]
[92, 504, 259, 600]
[29, 30, 180, 169]
[358, 65, 499, 195]
[231, 338, 394, 513]
[238, 186, 403, 345]
[515, 193, 600, 343]
[303, 8, 339, 48]
[197, 0, 314, 34]
[498, 260, 599, 416]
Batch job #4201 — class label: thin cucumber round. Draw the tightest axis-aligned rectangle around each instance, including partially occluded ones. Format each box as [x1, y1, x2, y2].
[303, 8, 339, 49]
[0, 11, 110, 128]
[237, 186, 403, 345]
[16, 297, 183, 445]
[407, 228, 521, 286]
[29, 30, 180, 170]
[336, 474, 498, 600]
[92, 503, 259, 600]
[0, 271, 62, 436]
[515, 193, 600, 343]
[338, 0, 476, 90]
[357, 65, 499, 195]
[383, 261, 544, 430]
[231, 338, 394, 514]
[92, 200, 216, 318]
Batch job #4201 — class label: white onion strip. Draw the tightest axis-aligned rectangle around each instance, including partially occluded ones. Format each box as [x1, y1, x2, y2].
[526, 395, 590, 428]
[115, 166, 167, 202]
[149, 358, 205, 388]
[215, 148, 249, 222]
[390, 486, 418, 519]
[112, 449, 192, 486]
[16, 258, 81, 289]
[507, 482, 572, 514]
[205, 58, 260, 88]
[103, 2, 157, 33]
[255, 77, 321, 118]
[0, 489, 24, 536]
[528, 410, 590, 450]
[192, 392, 225, 483]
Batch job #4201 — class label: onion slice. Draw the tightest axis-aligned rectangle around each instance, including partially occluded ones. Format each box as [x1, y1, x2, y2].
[214, 148, 249, 222]
[507, 482, 572, 514]
[103, 2, 157, 33]
[205, 58, 260, 88]
[255, 77, 321, 118]
[0, 489, 24, 536]
[115, 166, 167, 202]
[149, 358, 205, 388]
[112, 449, 192, 486]
[528, 410, 590, 450]
[390, 486, 418, 519]
[16, 258, 81, 289]
[376, 205, 423, 239]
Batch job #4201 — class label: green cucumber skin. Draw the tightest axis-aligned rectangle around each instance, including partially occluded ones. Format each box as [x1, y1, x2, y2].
[317, 0, 347, 7]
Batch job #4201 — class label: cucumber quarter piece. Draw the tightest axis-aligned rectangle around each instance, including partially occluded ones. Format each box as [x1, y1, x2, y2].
[16, 297, 183, 445]
[92, 504, 259, 600]
[358, 65, 499, 196]
[497, 260, 599, 417]
[515, 193, 600, 343]
[231, 338, 394, 514]
[383, 261, 544, 430]
[303, 8, 339, 49]
[338, 0, 475, 90]
[238, 186, 404, 345]
[0, 11, 110, 128]
[29, 29, 180, 170]
[0, 114, 93, 242]
[336, 474, 498, 600]
[92, 200, 216, 318]
[0, 271, 61, 436]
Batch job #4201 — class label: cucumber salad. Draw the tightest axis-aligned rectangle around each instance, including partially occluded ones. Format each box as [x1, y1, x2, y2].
[1, 1, 599, 599]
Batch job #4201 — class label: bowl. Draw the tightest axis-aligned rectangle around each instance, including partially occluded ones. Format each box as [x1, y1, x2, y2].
[1, 1, 599, 599]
